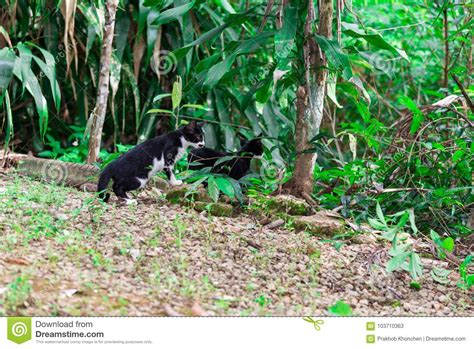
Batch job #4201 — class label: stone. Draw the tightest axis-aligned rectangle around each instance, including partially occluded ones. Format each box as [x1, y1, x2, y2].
[192, 201, 234, 217]
[165, 185, 214, 204]
[293, 211, 345, 236]
[149, 177, 169, 191]
[165, 187, 189, 203]
[267, 195, 311, 216]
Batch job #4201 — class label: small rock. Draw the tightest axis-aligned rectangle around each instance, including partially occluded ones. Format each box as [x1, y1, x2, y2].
[438, 295, 449, 303]
[294, 211, 345, 236]
[149, 177, 170, 191]
[192, 202, 233, 217]
[130, 248, 140, 261]
[267, 195, 310, 216]
[62, 289, 78, 298]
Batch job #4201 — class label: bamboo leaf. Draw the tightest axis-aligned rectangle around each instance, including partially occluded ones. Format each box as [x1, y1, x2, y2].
[151, 0, 195, 26]
[0, 47, 15, 89]
[315, 35, 353, 80]
[15, 43, 49, 139]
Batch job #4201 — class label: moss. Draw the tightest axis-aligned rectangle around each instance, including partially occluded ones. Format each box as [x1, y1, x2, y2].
[192, 201, 234, 217]
[165, 185, 215, 204]
[267, 195, 310, 216]
[293, 212, 345, 237]
[165, 187, 189, 204]
[149, 177, 169, 191]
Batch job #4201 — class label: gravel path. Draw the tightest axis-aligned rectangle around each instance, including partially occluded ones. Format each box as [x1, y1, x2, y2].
[0, 174, 472, 316]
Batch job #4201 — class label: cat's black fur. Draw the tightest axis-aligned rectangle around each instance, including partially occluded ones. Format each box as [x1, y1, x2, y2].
[188, 138, 263, 180]
[98, 121, 205, 203]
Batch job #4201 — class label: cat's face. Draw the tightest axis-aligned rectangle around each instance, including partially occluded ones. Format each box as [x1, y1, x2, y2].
[182, 121, 205, 148]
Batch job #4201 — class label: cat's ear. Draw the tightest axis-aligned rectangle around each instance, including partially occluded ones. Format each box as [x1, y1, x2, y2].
[196, 121, 206, 128]
[186, 120, 197, 129]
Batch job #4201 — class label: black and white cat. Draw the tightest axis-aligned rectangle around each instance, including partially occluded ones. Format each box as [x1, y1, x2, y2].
[188, 138, 263, 180]
[98, 121, 205, 204]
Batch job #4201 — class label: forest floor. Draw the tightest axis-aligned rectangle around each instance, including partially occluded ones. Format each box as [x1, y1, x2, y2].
[0, 172, 472, 316]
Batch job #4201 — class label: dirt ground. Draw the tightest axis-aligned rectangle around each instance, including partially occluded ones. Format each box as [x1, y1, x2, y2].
[0, 173, 472, 316]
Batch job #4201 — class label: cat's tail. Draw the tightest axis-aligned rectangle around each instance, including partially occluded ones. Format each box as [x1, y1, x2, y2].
[97, 167, 112, 202]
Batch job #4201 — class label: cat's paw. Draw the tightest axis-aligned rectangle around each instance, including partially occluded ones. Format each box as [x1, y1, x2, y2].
[170, 179, 183, 186]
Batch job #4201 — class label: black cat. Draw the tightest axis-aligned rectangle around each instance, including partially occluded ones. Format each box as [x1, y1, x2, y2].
[98, 121, 205, 204]
[188, 138, 263, 180]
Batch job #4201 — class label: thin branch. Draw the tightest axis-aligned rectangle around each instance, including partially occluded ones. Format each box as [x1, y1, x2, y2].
[452, 74, 474, 113]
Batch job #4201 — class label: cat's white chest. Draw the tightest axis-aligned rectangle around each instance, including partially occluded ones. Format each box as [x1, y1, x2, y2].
[148, 157, 164, 177]
[137, 157, 164, 188]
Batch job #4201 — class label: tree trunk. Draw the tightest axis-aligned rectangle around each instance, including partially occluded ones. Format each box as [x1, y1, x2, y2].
[283, 0, 333, 198]
[87, 0, 119, 163]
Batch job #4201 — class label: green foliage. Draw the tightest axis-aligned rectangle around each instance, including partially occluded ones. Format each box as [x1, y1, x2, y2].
[369, 203, 423, 280]
[1, 1, 472, 287]
[328, 300, 353, 316]
[458, 255, 474, 290]
[3, 276, 32, 312]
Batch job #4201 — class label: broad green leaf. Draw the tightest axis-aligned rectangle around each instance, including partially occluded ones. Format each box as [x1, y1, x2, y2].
[386, 251, 411, 273]
[208, 177, 220, 202]
[355, 100, 370, 122]
[328, 300, 353, 316]
[0, 25, 12, 47]
[151, 1, 195, 26]
[441, 237, 454, 253]
[153, 93, 172, 103]
[452, 149, 465, 162]
[195, 53, 222, 73]
[327, 73, 342, 108]
[2, 90, 13, 149]
[430, 267, 451, 284]
[368, 218, 386, 230]
[29, 45, 61, 111]
[146, 108, 174, 114]
[398, 96, 423, 134]
[408, 253, 423, 279]
[255, 77, 273, 104]
[215, 177, 235, 198]
[0, 47, 15, 89]
[172, 76, 182, 110]
[214, 155, 236, 167]
[314, 35, 353, 80]
[227, 177, 244, 204]
[342, 23, 409, 61]
[203, 32, 274, 88]
[172, 10, 253, 60]
[215, 0, 236, 13]
[376, 202, 386, 225]
[408, 208, 418, 234]
[381, 227, 398, 241]
[348, 76, 371, 105]
[15, 43, 49, 139]
[181, 104, 209, 110]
